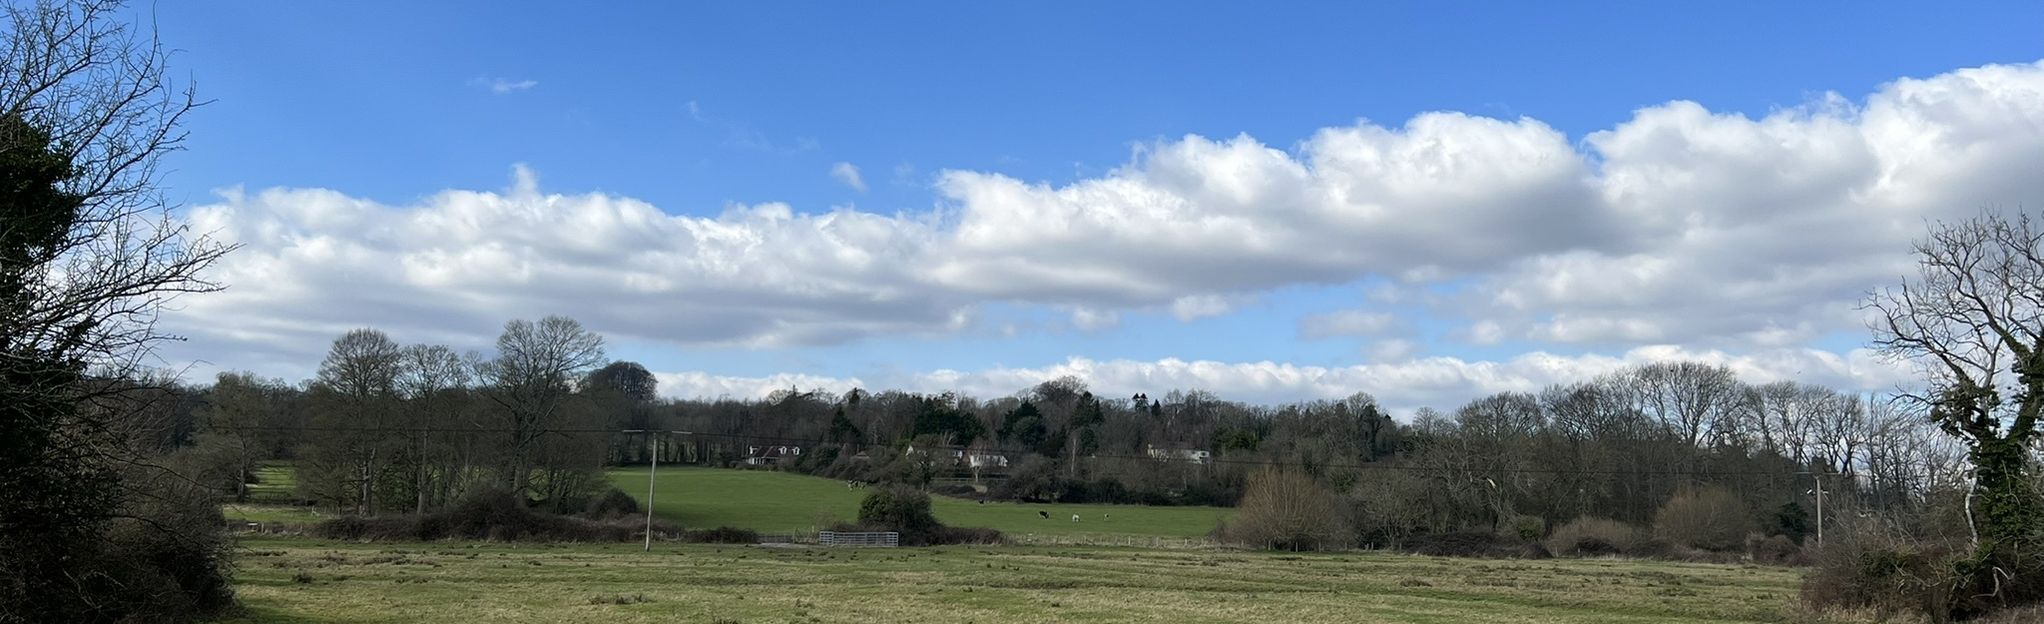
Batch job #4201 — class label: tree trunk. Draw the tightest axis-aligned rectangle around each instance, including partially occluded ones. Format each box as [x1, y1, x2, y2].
[416, 427, 428, 515]
[1972, 437, 2041, 546]
[358, 447, 374, 516]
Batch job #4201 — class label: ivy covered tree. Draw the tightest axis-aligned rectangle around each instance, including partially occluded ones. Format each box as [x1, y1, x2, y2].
[0, 0, 230, 620]
[1867, 212, 2044, 597]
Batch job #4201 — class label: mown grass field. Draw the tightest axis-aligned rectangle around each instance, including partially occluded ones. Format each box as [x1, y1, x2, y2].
[606, 467, 1230, 538]
[218, 537, 1836, 624]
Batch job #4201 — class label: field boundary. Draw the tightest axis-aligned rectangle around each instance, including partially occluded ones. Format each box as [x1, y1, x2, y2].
[1007, 533, 1222, 549]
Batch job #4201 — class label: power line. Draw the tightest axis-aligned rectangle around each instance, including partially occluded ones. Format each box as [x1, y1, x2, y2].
[209, 424, 1831, 479]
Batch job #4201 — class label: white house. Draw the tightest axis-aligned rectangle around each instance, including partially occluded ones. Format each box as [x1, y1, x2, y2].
[964, 452, 1010, 469]
[744, 445, 802, 466]
[1145, 444, 1212, 465]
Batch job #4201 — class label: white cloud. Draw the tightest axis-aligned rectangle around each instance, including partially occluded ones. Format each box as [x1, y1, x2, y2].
[1068, 307, 1121, 331]
[655, 371, 865, 401]
[471, 77, 538, 94]
[1366, 339, 1419, 362]
[922, 112, 1611, 306]
[169, 166, 964, 368]
[830, 162, 867, 192]
[1168, 294, 1235, 321]
[164, 60, 2044, 381]
[653, 346, 1916, 414]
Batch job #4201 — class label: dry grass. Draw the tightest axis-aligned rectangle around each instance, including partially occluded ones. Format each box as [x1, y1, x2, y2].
[219, 537, 1860, 624]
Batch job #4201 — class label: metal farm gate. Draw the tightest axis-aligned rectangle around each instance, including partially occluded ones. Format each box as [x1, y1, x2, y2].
[818, 531, 900, 547]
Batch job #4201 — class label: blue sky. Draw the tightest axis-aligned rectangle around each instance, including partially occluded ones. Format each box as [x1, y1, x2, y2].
[148, 3, 2044, 410]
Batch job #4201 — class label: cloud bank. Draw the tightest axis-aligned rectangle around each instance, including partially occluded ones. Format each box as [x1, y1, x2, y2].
[166, 60, 2044, 406]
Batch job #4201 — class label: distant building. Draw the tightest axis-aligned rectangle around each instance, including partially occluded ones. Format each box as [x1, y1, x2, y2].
[964, 452, 1010, 469]
[1145, 444, 1212, 465]
[745, 445, 802, 466]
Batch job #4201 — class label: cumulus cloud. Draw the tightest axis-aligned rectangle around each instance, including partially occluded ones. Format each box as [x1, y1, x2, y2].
[652, 346, 1916, 414]
[471, 77, 538, 94]
[830, 162, 867, 192]
[922, 112, 1610, 307]
[655, 371, 866, 401]
[170, 166, 965, 368]
[161, 60, 2044, 387]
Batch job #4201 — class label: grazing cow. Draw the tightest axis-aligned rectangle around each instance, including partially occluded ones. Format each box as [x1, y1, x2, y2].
[1071, 514, 1081, 523]
[1038, 511, 1049, 519]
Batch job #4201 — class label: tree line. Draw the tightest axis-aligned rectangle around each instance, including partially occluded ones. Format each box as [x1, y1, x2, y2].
[176, 320, 1967, 553]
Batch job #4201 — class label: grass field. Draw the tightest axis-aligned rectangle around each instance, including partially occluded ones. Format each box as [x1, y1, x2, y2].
[218, 537, 1836, 624]
[224, 504, 332, 525]
[607, 467, 1230, 538]
[248, 463, 299, 503]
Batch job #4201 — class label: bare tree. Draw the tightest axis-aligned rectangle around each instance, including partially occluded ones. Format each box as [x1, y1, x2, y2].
[1867, 211, 2044, 549]
[0, 0, 231, 619]
[1225, 468, 1349, 551]
[398, 344, 466, 514]
[311, 329, 402, 515]
[480, 316, 605, 498]
[1630, 361, 1747, 452]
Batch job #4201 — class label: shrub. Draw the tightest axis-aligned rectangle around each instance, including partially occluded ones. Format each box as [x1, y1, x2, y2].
[583, 487, 640, 519]
[858, 486, 940, 536]
[1546, 517, 1640, 557]
[1219, 469, 1350, 552]
[1654, 487, 1755, 552]
[928, 526, 1005, 545]
[313, 489, 678, 542]
[1801, 524, 1962, 619]
[1746, 533, 1803, 566]
[79, 467, 238, 621]
[1800, 517, 2044, 621]
[682, 527, 760, 544]
[1501, 515, 1546, 541]
[848, 486, 1000, 545]
[1403, 531, 1534, 558]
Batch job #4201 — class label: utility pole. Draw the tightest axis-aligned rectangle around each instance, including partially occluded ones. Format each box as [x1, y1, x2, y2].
[644, 432, 658, 552]
[624, 430, 692, 552]
[624, 429, 658, 552]
[1805, 472, 1826, 548]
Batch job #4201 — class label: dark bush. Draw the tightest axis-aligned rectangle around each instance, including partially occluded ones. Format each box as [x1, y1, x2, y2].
[1405, 531, 1532, 558]
[1501, 515, 1546, 542]
[683, 527, 760, 544]
[583, 487, 640, 519]
[930, 483, 979, 498]
[928, 526, 1005, 545]
[1804, 522, 2044, 622]
[1545, 517, 1639, 558]
[1801, 530, 1960, 619]
[843, 486, 1003, 546]
[313, 489, 677, 542]
[858, 486, 939, 536]
[74, 468, 239, 622]
[1572, 537, 1621, 556]
[1746, 533, 1803, 566]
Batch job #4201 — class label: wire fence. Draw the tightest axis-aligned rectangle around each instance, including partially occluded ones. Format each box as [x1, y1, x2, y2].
[1006, 533, 1221, 549]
